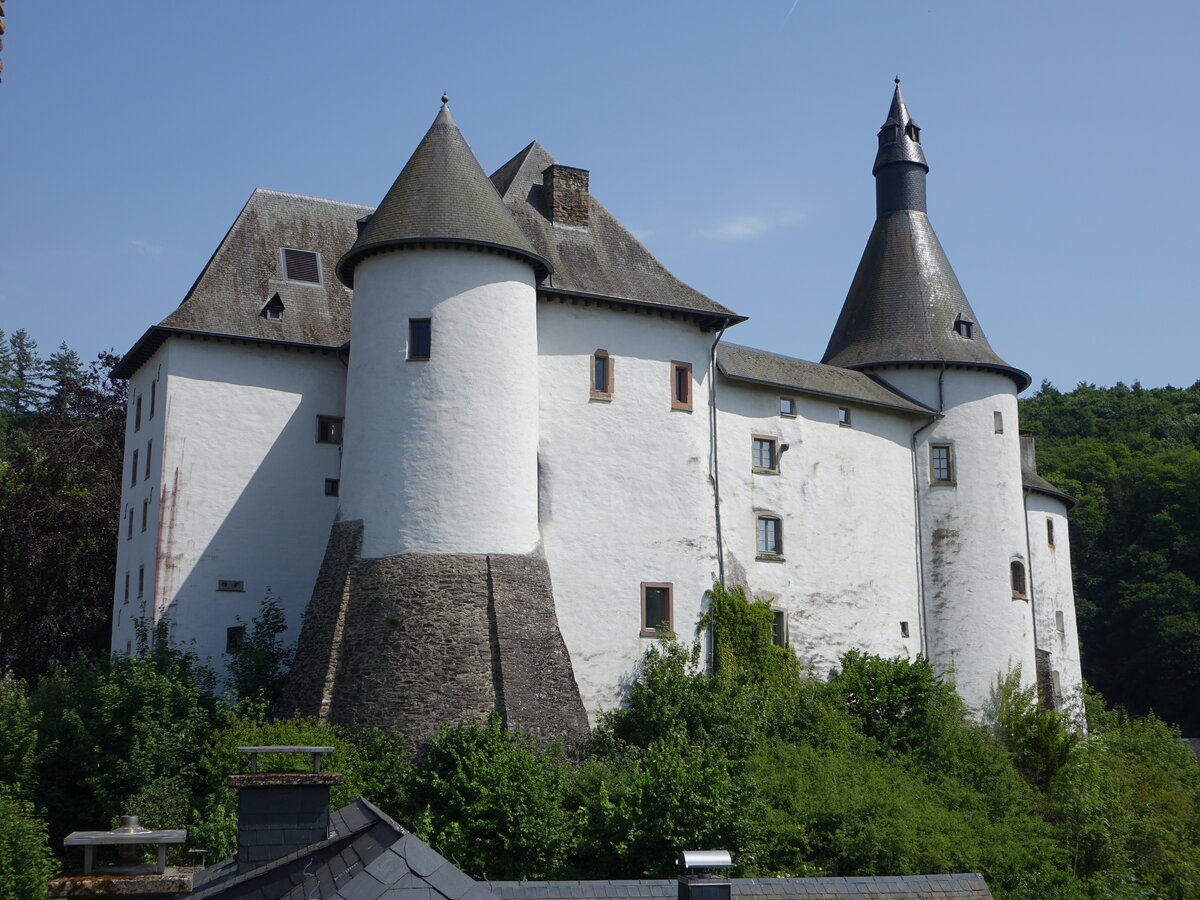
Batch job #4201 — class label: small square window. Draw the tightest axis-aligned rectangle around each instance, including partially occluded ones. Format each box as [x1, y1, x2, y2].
[267, 307, 283, 320]
[994, 411, 1004, 434]
[131, 450, 139, 487]
[670, 361, 693, 411]
[409, 319, 432, 360]
[317, 415, 344, 445]
[838, 407, 852, 427]
[771, 609, 788, 647]
[757, 515, 783, 557]
[930, 444, 954, 483]
[590, 349, 613, 400]
[780, 397, 797, 417]
[226, 626, 247, 654]
[324, 478, 340, 497]
[752, 435, 779, 473]
[641, 583, 673, 636]
[145, 441, 152, 480]
[282, 248, 322, 284]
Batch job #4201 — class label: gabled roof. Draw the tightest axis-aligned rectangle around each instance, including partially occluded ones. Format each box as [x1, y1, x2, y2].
[189, 798, 497, 900]
[114, 189, 365, 378]
[717, 342, 933, 416]
[492, 141, 742, 327]
[338, 103, 550, 287]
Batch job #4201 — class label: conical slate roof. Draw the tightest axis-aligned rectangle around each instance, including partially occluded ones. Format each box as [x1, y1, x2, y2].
[822, 87, 1030, 390]
[337, 102, 550, 287]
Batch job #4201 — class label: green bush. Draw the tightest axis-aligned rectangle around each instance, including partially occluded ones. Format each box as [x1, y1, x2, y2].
[0, 788, 57, 900]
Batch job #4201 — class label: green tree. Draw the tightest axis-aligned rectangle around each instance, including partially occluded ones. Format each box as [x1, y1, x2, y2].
[0, 789, 58, 900]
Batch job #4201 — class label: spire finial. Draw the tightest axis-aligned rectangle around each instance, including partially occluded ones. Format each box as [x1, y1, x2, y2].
[894, 76, 900, 85]
[441, 93, 449, 106]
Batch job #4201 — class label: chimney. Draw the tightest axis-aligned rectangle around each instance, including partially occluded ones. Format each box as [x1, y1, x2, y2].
[53, 815, 191, 899]
[228, 746, 343, 874]
[677, 850, 732, 900]
[1019, 430, 1038, 473]
[542, 164, 590, 227]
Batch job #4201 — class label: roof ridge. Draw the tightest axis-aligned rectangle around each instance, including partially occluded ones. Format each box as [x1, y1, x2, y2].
[252, 187, 376, 210]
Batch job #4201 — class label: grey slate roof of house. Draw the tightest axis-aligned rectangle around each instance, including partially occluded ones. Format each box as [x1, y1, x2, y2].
[483, 875, 993, 900]
[1022, 463, 1077, 508]
[716, 342, 933, 415]
[492, 140, 741, 327]
[338, 103, 550, 287]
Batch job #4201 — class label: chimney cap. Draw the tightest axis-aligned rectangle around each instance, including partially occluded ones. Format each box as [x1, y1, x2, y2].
[679, 850, 732, 870]
[237, 745, 334, 774]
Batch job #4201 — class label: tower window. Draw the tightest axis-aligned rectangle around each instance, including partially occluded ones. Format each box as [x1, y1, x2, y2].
[145, 441, 152, 480]
[1056, 610, 1065, 634]
[124, 571, 130, 604]
[954, 318, 974, 339]
[752, 436, 779, 473]
[141, 499, 148, 532]
[149, 380, 157, 419]
[757, 515, 783, 558]
[131, 450, 139, 487]
[409, 319, 432, 360]
[135, 395, 142, 431]
[281, 248, 322, 284]
[1047, 518, 1055, 547]
[126, 507, 133, 540]
[900, 620, 910, 638]
[670, 361, 693, 411]
[641, 583, 673, 636]
[324, 478, 340, 497]
[780, 397, 796, 417]
[590, 349, 613, 399]
[137, 565, 144, 599]
[930, 444, 955, 483]
[994, 411, 1004, 434]
[772, 609, 788, 647]
[316, 415, 343, 444]
[1011, 560, 1027, 599]
[838, 407, 852, 427]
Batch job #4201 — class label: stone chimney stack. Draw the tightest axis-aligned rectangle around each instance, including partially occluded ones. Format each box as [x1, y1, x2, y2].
[543, 164, 590, 227]
[228, 746, 343, 873]
[1019, 430, 1038, 473]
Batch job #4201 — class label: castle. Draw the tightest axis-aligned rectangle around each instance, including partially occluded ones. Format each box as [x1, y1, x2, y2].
[111, 85, 1083, 744]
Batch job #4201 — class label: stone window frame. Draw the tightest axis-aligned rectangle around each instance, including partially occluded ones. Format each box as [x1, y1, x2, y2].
[752, 434, 780, 474]
[408, 318, 432, 361]
[930, 443, 955, 484]
[670, 361, 693, 412]
[316, 415, 344, 445]
[640, 582, 674, 637]
[1010, 558, 1028, 600]
[756, 514, 784, 560]
[590, 349, 614, 400]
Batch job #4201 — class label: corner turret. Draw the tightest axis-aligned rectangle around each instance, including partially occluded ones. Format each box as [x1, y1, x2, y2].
[822, 82, 1030, 391]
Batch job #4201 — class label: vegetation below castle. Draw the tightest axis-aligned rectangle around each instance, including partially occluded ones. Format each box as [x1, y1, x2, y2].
[2, 588, 1199, 900]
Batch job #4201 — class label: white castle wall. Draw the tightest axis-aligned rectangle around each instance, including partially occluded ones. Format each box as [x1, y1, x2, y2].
[536, 301, 719, 718]
[874, 367, 1037, 711]
[339, 249, 540, 559]
[1026, 493, 1085, 717]
[715, 382, 924, 676]
[113, 337, 346, 670]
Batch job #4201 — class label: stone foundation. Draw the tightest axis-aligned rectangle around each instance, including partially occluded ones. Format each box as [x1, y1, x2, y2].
[281, 524, 588, 754]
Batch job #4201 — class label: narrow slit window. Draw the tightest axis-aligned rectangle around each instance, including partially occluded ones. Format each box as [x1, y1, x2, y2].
[1011, 560, 1027, 598]
[670, 361, 693, 411]
[135, 395, 142, 431]
[757, 515, 783, 557]
[409, 319, 432, 360]
[282, 248, 322, 284]
[141, 499, 149, 532]
[126, 508, 133, 540]
[994, 411, 1004, 434]
[772, 609, 788, 647]
[131, 450, 139, 487]
[752, 436, 779, 473]
[590, 349, 613, 399]
[1055, 610, 1065, 634]
[149, 380, 157, 419]
[137, 565, 144, 598]
[124, 571, 130, 604]
[145, 441, 152, 480]
[930, 444, 954, 483]
[900, 620, 910, 638]
[641, 583, 673, 636]
[1046, 518, 1055, 547]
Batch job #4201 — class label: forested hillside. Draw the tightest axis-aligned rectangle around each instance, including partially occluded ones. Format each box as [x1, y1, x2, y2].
[1021, 381, 1200, 734]
[0, 329, 124, 676]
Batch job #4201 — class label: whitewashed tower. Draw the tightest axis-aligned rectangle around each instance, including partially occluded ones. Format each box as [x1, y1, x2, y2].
[823, 82, 1038, 711]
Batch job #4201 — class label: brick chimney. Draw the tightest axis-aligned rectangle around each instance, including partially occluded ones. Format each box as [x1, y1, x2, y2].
[543, 164, 590, 227]
[228, 746, 343, 873]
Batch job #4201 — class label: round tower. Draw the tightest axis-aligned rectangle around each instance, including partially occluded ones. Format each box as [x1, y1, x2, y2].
[823, 82, 1037, 712]
[335, 100, 551, 559]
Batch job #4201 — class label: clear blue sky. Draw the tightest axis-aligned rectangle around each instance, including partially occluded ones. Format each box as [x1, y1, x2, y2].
[2, 1, 1196, 390]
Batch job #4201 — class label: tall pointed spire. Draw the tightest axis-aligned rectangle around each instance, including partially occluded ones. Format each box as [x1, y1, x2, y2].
[337, 98, 550, 287]
[821, 84, 1029, 390]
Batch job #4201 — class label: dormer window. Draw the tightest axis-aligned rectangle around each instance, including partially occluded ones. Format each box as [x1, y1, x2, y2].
[281, 248, 322, 284]
[260, 293, 286, 321]
[954, 317, 974, 339]
[906, 122, 921, 143]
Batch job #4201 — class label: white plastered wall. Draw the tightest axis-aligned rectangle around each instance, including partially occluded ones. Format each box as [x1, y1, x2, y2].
[1026, 492, 1085, 719]
[536, 302, 719, 718]
[715, 383, 924, 677]
[339, 249, 540, 558]
[112, 336, 346, 672]
[872, 366, 1038, 712]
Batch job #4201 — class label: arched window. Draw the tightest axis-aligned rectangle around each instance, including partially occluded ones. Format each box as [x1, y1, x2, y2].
[590, 349, 613, 399]
[1010, 560, 1027, 598]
